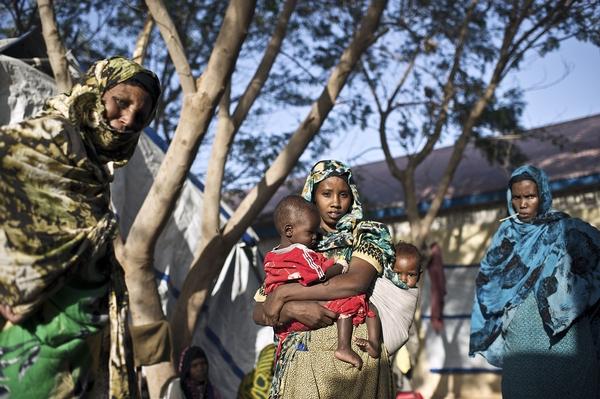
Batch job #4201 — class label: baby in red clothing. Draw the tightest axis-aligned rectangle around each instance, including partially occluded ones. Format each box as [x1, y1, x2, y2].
[263, 195, 381, 368]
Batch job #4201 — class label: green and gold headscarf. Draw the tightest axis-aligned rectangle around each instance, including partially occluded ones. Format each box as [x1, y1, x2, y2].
[43, 55, 160, 166]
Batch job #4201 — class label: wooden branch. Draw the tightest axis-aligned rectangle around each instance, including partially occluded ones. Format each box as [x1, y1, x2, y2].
[408, 0, 478, 168]
[379, 109, 405, 181]
[132, 13, 154, 65]
[376, 47, 419, 184]
[120, 0, 256, 391]
[360, 61, 385, 114]
[127, 0, 256, 268]
[198, 83, 232, 253]
[501, 2, 573, 81]
[231, 0, 298, 128]
[196, 0, 297, 254]
[37, 0, 72, 92]
[386, 47, 418, 110]
[171, 0, 388, 352]
[145, 0, 196, 94]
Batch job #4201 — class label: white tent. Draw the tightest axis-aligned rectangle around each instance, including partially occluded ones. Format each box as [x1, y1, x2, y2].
[0, 39, 272, 398]
[111, 130, 272, 398]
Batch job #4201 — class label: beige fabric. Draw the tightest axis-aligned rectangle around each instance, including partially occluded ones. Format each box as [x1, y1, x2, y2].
[130, 319, 172, 367]
[279, 323, 394, 399]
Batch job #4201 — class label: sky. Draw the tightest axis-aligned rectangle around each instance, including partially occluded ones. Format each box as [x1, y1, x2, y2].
[319, 38, 600, 166]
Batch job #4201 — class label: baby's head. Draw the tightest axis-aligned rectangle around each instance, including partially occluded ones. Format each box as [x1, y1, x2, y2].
[273, 195, 321, 249]
[393, 241, 422, 288]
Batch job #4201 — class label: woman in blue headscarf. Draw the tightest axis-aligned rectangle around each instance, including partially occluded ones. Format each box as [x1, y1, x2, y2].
[469, 165, 600, 398]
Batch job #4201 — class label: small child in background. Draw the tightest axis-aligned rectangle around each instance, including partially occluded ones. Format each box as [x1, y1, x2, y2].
[363, 241, 422, 356]
[392, 241, 422, 289]
[388, 241, 422, 398]
[263, 195, 381, 369]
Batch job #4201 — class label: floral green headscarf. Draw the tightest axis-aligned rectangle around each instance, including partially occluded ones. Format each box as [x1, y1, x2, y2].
[301, 160, 403, 288]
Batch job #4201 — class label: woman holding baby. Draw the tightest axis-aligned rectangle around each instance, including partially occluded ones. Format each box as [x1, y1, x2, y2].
[254, 160, 418, 399]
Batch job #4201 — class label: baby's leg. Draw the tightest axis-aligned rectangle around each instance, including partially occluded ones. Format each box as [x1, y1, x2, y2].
[334, 316, 363, 369]
[355, 302, 381, 358]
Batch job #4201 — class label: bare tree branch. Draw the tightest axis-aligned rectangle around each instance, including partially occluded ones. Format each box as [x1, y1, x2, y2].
[145, 0, 196, 94]
[171, 0, 389, 352]
[231, 0, 298, 128]
[408, 0, 478, 169]
[198, 83, 232, 252]
[37, 0, 72, 92]
[197, 0, 298, 254]
[132, 13, 154, 65]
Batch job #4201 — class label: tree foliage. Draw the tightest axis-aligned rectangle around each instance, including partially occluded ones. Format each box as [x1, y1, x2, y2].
[326, 0, 600, 245]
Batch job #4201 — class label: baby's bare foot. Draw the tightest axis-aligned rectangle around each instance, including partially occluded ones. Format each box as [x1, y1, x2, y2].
[354, 337, 381, 359]
[335, 347, 363, 369]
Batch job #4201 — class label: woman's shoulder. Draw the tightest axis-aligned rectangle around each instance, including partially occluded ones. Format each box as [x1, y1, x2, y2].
[2, 114, 82, 152]
[353, 220, 392, 237]
[560, 216, 600, 250]
[351, 220, 395, 273]
[352, 220, 393, 249]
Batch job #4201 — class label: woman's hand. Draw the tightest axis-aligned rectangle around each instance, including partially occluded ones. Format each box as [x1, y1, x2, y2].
[253, 301, 337, 329]
[263, 288, 287, 325]
[0, 304, 25, 324]
[282, 301, 338, 329]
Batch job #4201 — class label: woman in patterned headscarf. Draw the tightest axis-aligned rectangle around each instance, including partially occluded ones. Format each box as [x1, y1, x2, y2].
[469, 165, 600, 398]
[253, 160, 404, 399]
[0, 56, 160, 397]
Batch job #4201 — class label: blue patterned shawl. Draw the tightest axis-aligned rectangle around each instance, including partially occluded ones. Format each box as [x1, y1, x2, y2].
[469, 165, 600, 367]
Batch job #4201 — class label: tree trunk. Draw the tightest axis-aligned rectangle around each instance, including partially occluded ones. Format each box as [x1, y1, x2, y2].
[121, 0, 257, 396]
[198, 0, 297, 254]
[37, 0, 72, 92]
[170, 0, 389, 355]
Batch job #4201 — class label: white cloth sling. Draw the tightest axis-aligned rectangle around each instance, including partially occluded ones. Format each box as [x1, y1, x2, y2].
[370, 277, 419, 355]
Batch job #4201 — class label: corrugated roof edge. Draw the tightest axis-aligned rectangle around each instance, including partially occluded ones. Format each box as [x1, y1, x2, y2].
[367, 172, 600, 220]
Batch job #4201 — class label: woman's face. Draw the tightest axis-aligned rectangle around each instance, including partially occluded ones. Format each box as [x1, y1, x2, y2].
[102, 83, 153, 133]
[313, 176, 352, 232]
[510, 179, 539, 222]
[189, 356, 208, 384]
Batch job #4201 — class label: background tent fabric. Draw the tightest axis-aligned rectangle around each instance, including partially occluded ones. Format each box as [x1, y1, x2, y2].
[0, 46, 273, 399]
[111, 131, 273, 399]
[0, 54, 56, 125]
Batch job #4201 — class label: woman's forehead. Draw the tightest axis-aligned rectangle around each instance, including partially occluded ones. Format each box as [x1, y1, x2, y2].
[511, 179, 537, 193]
[317, 175, 350, 189]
